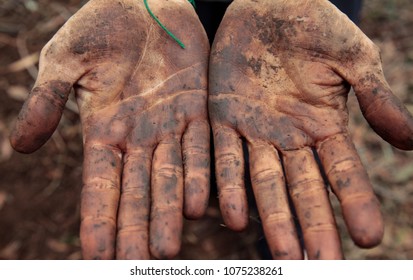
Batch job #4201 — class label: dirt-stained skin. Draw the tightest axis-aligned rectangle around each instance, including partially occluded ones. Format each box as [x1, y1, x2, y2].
[10, 0, 210, 260]
[209, 0, 413, 259]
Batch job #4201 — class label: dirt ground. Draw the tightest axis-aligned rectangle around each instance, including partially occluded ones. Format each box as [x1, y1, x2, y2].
[0, 0, 412, 260]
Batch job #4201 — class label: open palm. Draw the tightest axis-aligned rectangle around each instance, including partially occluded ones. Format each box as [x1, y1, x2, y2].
[11, 0, 210, 259]
[209, 0, 413, 259]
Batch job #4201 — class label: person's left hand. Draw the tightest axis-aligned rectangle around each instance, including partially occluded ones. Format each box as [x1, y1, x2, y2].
[10, 0, 210, 259]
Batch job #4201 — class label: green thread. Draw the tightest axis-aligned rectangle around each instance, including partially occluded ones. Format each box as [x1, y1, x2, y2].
[188, 0, 196, 8]
[144, 0, 196, 49]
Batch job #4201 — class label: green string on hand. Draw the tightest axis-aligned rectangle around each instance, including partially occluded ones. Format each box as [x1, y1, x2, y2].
[144, 0, 196, 49]
[188, 0, 196, 8]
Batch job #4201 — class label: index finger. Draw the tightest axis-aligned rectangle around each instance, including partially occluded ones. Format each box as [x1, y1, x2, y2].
[317, 133, 384, 248]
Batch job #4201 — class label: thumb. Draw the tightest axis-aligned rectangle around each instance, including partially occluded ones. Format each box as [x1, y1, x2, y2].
[352, 65, 413, 151]
[10, 42, 81, 153]
[10, 81, 71, 154]
[341, 41, 413, 151]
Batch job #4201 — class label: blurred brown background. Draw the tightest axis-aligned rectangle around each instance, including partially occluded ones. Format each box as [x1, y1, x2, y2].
[0, 0, 412, 259]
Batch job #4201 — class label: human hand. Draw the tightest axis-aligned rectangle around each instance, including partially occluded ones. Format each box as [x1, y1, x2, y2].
[10, 0, 210, 259]
[209, 0, 413, 259]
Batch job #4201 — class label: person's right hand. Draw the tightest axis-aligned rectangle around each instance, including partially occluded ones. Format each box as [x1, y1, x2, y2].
[209, 0, 413, 259]
[10, 0, 210, 259]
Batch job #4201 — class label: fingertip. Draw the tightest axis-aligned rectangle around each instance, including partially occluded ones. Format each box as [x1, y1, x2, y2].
[365, 95, 413, 151]
[10, 80, 72, 153]
[116, 231, 151, 260]
[184, 200, 207, 220]
[183, 176, 210, 220]
[272, 248, 303, 260]
[184, 210, 203, 220]
[353, 229, 383, 249]
[9, 129, 34, 154]
[80, 219, 116, 260]
[150, 241, 181, 260]
[219, 189, 249, 231]
[350, 222, 384, 249]
[149, 215, 182, 259]
[342, 197, 384, 248]
[304, 230, 343, 260]
[266, 225, 303, 260]
[223, 215, 249, 232]
[354, 74, 413, 150]
[9, 121, 53, 154]
[184, 201, 206, 220]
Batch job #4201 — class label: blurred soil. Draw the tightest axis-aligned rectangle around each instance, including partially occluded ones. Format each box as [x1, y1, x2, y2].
[0, 0, 412, 259]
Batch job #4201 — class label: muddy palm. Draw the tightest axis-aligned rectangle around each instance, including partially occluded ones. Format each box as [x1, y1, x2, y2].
[10, 0, 210, 259]
[209, 0, 413, 259]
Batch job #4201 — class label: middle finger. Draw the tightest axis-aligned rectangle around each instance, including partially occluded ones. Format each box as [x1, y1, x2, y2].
[150, 139, 184, 259]
[248, 142, 302, 259]
[117, 147, 152, 259]
[283, 147, 342, 259]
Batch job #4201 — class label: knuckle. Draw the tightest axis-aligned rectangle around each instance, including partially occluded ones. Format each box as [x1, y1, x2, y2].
[215, 152, 240, 166]
[183, 144, 209, 157]
[288, 179, 326, 198]
[117, 224, 147, 234]
[326, 156, 359, 175]
[81, 215, 116, 226]
[154, 164, 183, 179]
[262, 211, 291, 226]
[83, 177, 119, 191]
[305, 222, 337, 233]
[251, 168, 283, 187]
